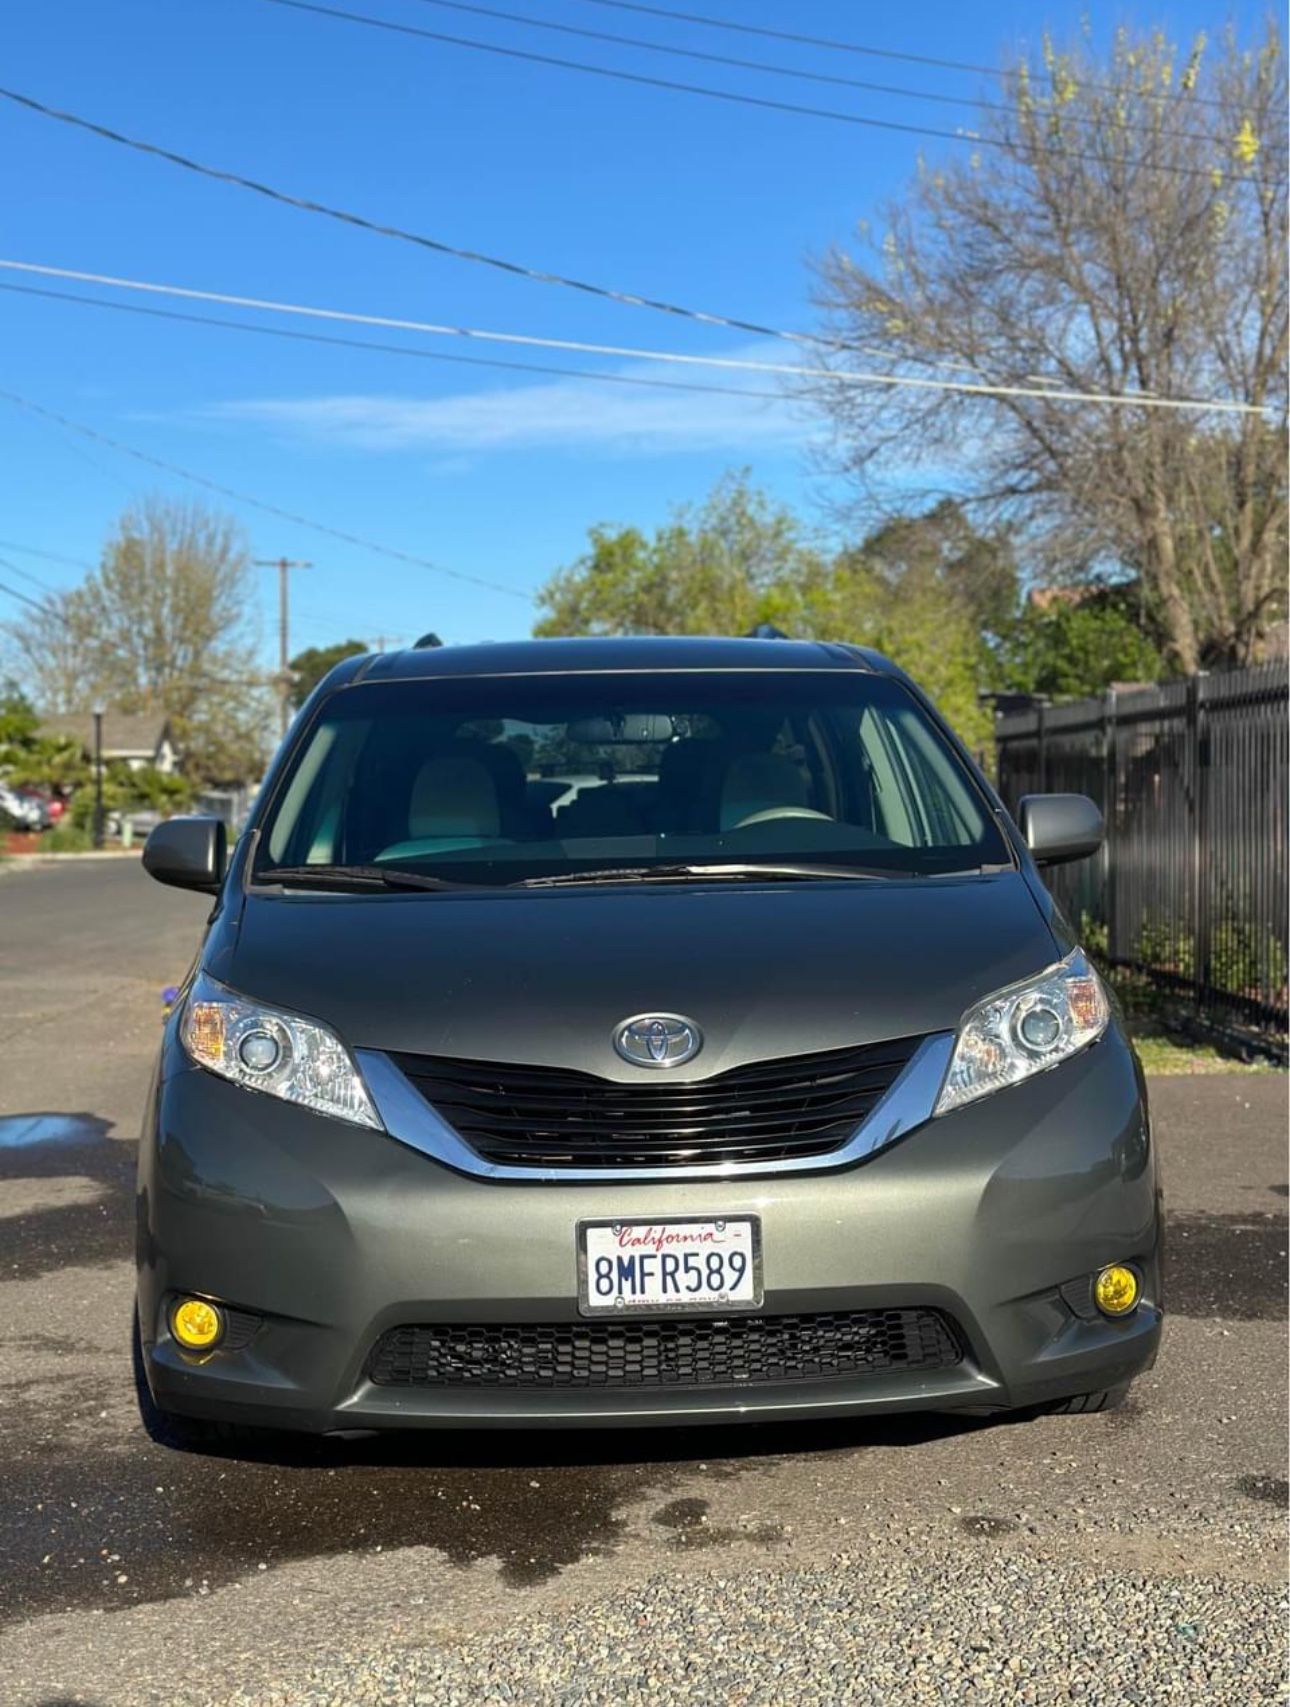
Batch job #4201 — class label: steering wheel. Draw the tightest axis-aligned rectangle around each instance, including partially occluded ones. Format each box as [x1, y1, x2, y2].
[733, 806, 834, 827]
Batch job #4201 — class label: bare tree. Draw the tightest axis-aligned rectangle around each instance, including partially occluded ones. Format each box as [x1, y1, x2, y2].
[3, 587, 100, 714]
[2, 497, 274, 783]
[814, 24, 1287, 671]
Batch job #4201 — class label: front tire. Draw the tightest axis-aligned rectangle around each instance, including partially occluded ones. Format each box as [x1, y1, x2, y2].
[1043, 1383, 1132, 1415]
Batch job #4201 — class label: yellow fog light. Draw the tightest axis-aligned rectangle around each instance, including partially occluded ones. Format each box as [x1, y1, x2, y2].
[1094, 1265, 1140, 1317]
[171, 1297, 224, 1350]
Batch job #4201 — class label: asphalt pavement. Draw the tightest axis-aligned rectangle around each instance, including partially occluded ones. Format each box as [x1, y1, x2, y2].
[0, 858, 1285, 1706]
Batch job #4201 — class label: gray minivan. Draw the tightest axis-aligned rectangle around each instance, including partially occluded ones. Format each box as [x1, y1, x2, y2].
[137, 636, 1160, 1445]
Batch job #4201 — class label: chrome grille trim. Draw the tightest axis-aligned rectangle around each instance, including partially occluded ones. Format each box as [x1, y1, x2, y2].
[356, 1032, 955, 1182]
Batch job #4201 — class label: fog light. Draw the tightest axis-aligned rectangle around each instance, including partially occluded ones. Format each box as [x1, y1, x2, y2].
[1094, 1265, 1139, 1317]
[171, 1297, 224, 1350]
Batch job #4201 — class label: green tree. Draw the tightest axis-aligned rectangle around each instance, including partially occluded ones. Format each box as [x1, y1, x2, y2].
[856, 500, 1019, 643]
[67, 761, 193, 832]
[0, 682, 88, 795]
[784, 555, 995, 754]
[1000, 594, 1166, 699]
[535, 472, 823, 639]
[535, 475, 995, 750]
[814, 23, 1287, 671]
[289, 639, 369, 708]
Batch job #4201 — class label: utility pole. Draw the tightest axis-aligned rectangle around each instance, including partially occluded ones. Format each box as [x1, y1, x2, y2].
[254, 557, 312, 739]
[91, 704, 105, 850]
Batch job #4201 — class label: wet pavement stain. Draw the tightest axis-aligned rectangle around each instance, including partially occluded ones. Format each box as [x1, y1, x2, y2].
[0, 1425, 674, 1620]
[652, 1497, 710, 1530]
[650, 1495, 783, 1552]
[1104, 1398, 1144, 1431]
[1164, 1212, 1289, 1320]
[0, 1116, 131, 1282]
[0, 1393, 1000, 1624]
[960, 1515, 1018, 1538]
[1235, 1474, 1289, 1508]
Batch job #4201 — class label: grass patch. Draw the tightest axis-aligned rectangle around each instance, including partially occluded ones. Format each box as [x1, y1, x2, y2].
[1105, 966, 1284, 1074]
[1128, 1026, 1276, 1075]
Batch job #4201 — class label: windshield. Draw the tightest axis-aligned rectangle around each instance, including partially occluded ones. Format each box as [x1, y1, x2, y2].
[253, 670, 1009, 886]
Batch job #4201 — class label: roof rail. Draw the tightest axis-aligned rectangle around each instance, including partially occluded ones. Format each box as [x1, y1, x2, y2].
[412, 631, 444, 649]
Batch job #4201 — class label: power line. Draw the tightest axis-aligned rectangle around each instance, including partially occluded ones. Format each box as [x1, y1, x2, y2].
[0, 537, 95, 572]
[404, 0, 1213, 145]
[0, 259, 1264, 415]
[0, 278, 796, 404]
[0, 552, 64, 595]
[0, 564, 63, 617]
[0, 389, 533, 601]
[263, 0, 1259, 184]
[572, 0, 1233, 111]
[0, 84, 828, 351]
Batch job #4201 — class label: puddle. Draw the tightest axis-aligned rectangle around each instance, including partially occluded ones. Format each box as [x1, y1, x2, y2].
[0, 1114, 110, 1150]
[1164, 1212, 1289, 1320]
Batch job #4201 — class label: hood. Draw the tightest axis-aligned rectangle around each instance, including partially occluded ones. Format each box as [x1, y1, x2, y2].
[211, 873, 1057, 1080]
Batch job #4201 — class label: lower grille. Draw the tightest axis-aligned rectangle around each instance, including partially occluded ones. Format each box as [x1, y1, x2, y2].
[367, 1309, 962, 1390]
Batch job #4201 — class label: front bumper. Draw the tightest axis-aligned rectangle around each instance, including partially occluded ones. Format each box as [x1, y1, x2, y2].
[137, 1030, 1161, 1432]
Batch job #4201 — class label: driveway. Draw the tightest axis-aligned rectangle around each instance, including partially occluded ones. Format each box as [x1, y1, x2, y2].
[0, 859, 1285, 1705]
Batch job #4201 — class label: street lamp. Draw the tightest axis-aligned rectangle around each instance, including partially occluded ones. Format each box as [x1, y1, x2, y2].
[91, 705, 105, 850]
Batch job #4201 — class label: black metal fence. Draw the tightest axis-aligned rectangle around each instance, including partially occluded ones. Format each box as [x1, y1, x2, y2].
[995, 662, 1288, 1043]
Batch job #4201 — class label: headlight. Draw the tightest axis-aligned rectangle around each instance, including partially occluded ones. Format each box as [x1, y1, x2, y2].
[180, 972, 381, 1129]
[934, 948, 1109, 1116]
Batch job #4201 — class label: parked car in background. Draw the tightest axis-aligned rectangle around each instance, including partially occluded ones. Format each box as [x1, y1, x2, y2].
[137, 635, 1161, 1450]
[0, 783, 51, 831]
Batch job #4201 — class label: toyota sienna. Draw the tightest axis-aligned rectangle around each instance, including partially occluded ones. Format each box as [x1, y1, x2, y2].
[137, 636, 1161, 1444]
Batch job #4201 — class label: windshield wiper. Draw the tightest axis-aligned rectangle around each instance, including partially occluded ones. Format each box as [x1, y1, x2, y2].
[255, 863, 468, 892]
[513, 861, 927, 889]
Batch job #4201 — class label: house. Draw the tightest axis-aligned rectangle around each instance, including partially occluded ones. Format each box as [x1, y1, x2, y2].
[38, 713, 180, 775]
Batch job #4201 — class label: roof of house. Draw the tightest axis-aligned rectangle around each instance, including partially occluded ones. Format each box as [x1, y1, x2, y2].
[38, 713, 175, 756]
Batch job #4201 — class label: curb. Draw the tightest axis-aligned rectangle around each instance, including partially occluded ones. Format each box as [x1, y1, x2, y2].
[1, 849, 145, 868]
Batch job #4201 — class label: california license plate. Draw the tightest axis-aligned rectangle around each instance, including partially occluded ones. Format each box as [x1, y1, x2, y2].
[578, 1216, 762, 1316]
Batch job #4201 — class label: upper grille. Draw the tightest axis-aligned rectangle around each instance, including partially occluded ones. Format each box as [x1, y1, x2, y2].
[368, 1309, 962, 1390]
[388, 1035, 922, 1170]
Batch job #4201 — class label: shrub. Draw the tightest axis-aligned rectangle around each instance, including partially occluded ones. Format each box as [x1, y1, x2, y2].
[42, 823, 94, 853]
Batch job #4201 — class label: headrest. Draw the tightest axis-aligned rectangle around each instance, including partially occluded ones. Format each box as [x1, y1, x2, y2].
[408, 754, 500, 839]
[719, 752, 809, 830]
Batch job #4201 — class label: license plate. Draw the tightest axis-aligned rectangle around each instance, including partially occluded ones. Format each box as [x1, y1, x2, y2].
[578, 1216, 762, 1315]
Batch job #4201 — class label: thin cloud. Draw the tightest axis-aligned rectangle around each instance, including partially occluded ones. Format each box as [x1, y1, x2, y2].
[204, 343, 816, 457]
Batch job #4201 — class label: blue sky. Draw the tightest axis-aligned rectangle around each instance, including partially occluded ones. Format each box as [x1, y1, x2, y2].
[0, 0, 1250, 665]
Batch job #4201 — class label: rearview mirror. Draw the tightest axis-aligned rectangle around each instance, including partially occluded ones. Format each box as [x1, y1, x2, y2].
[142, 816, 228, 894]
[566, 713, 676, 745]
[1017, 794, 1104, 867]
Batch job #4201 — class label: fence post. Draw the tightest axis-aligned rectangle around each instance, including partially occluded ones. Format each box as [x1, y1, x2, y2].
[1191, 674, 1211, 1008]
[1036, 700, 1048, 793]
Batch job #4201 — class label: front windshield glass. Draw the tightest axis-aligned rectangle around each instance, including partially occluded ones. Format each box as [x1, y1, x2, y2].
[253, 670, 1009, 885]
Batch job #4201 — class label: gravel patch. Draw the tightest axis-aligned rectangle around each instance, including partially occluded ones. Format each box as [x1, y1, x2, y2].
[228, 1551, 1288, 1706]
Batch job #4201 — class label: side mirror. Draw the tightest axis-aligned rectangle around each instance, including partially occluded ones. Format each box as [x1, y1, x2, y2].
[142, 816, 228, 894]
[1017, 793, 1104, 867]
